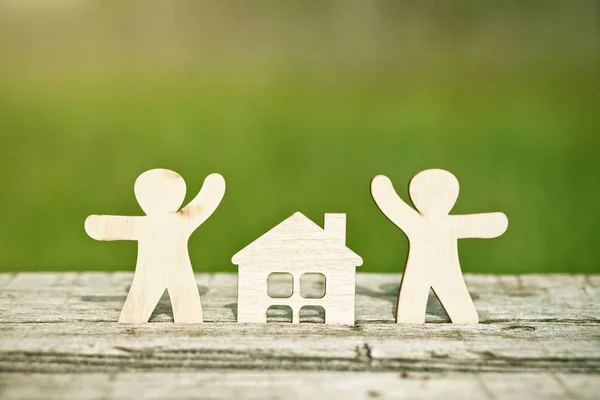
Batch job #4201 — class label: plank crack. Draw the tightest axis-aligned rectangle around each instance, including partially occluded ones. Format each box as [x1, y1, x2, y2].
[355, 343, 373, 365]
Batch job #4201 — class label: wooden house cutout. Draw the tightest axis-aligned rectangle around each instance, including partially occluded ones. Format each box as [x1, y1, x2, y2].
[232, 212, 363, 325]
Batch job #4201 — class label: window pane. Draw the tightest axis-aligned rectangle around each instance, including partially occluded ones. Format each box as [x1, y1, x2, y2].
[267, 305, 292, 323]
[300, 305, 325, 323]
[300, 273, 326, 299]
[267, 272, 293, 298]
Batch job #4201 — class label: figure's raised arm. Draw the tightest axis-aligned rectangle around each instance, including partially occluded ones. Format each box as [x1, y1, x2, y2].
[179, 173, 226, 227]
[85, 215, 144, 241]
[453, 212, 508, 239]
[370, 175, 419, 230]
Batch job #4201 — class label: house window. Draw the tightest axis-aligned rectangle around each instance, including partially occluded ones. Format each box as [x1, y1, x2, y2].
[267, 272, 293, 298]
[267, 305, 292, 323]
[300, 305, 325, 323]
[300, 273, 326, 299]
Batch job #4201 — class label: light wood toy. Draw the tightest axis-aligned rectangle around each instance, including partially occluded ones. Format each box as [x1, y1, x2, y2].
[85, 169, 226, 323]
[232, 212, 363, 325]
[370, 169, 508, 324]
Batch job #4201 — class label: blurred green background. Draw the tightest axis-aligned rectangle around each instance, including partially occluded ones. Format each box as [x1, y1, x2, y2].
[0, 1, 598, 273]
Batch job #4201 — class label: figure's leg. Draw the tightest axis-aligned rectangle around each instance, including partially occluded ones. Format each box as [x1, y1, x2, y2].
[168, 268, 203, 323]
[119, 270, 166, 323]
[396, 266, 430, 324]
[431, 270, 479, 324]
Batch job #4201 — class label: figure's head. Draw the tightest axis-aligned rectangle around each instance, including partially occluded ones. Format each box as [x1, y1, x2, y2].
[134, 169, 186, 215]
[409, 169, 459, 215]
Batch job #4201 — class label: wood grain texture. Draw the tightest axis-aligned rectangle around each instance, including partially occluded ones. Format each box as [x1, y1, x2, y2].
[0, 272, 598, 400]
[2, 372, 599, 400]
[232, 212, 362, 324]
[84, 169, 226, 323]
[371, 170, 508, 324]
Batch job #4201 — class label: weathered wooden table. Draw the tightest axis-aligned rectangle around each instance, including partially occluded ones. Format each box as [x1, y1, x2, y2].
[0, 273, 598, 399]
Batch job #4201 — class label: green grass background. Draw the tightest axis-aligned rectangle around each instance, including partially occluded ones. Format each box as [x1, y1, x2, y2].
[0, 1, 598, 273]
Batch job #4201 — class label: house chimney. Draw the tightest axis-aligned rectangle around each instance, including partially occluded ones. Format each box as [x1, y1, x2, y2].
[324, 214, 346, 245]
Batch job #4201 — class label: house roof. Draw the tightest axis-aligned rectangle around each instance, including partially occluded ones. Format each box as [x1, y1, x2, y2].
[232, 212, 363, 266]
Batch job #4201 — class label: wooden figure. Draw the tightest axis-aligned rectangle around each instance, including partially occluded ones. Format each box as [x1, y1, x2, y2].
[370, 169, 508, 324]
[85, 169, 226, 323]
[232, 212, 363, 325]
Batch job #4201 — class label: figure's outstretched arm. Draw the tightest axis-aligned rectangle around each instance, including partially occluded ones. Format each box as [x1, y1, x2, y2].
[85, 215, 144, 241]
[179, 173, 226, 227]
[453, 212, 508, 239]
[370, 175, 419, 230]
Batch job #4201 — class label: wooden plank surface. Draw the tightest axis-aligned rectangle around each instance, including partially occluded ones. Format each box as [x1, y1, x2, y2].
[0, 273, 599, 399]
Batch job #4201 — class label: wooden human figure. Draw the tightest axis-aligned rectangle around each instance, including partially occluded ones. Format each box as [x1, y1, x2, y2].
[370, 169, 508, 324]
[85, 169, 226, 323]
